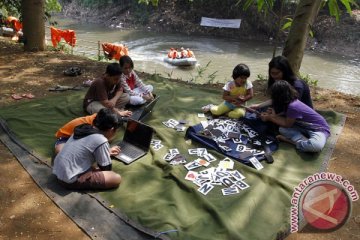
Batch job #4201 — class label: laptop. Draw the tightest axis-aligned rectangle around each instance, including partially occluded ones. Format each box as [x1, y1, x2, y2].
[114, 119, 154, 164]
[125, 95, 159, 122]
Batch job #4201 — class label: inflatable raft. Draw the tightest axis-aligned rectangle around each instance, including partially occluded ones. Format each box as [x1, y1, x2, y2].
[164, 47, 197, 66]
[164, 57, 197, 66]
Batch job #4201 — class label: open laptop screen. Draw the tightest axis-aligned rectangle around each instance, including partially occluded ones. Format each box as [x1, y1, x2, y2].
[138, 95, 159, 120]
[123, 119, 153, 151]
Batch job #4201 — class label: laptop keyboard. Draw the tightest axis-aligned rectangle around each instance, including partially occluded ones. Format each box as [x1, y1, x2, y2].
[118, 142, 144, 158]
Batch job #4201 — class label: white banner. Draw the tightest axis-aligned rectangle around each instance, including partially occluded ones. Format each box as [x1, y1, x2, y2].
[200, 17, 241, 29]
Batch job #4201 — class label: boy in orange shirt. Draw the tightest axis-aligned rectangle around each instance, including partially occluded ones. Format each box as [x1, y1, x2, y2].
[54, 108, 123, 154]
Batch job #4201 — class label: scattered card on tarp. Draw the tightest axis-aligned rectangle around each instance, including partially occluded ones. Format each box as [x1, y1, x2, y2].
[197, 148, 208, 157]
[152, 144, 163, 150]
[162, 119, 180, 128]
[195, 158, 210, 167]
[188, 148, 198, 155]
[249, 157, 264, 170]
[150, 139, 164, 150]
[233, 180, 250, 190]
[185, 171, 198, 181]
[198, 182, 214, 195]
[218, 158, 234, 169]
[151, 139, 161, 145]
[169, 148, 180, 155]
[170, 155, 187, 165]
[231, 170, 245, 180]
[184, 160, 202, 170]
[203, 153, 217, 162]
[222, 187, 240, 196]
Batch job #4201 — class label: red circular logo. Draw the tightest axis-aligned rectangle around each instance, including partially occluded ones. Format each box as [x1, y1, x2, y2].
[301, 181, 351, 231]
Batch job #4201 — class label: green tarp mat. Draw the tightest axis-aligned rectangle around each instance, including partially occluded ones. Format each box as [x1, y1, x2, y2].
[0, 76, 345, 240]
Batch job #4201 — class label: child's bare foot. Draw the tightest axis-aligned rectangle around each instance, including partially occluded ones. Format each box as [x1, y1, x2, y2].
[201, 104, 214, 113]
[119, 110, 132, 117]
[22, 93, 35, 99]
[143, 94, 154, 102]
[11, 94, 23, 100]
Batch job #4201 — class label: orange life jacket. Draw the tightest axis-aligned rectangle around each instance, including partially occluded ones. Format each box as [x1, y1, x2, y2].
[168, 48, 177, 59]
[50, 27, 76, 47]
[180, 49, 188, 58]
[187, 49, 194, 58]
[6, 16, 22, 32]
[102, 43, 129, 60]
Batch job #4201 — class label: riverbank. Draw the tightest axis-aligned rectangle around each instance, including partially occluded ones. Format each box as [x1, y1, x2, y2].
[58, 1, 360, 59]
[0, 37, 359, 239]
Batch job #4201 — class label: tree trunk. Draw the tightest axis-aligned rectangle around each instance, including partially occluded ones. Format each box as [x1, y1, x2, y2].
[282, 0, 322, 75]
[21, 0, 45, 51]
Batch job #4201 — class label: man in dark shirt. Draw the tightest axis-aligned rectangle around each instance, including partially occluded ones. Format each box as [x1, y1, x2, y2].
[83, 63, 132, 117]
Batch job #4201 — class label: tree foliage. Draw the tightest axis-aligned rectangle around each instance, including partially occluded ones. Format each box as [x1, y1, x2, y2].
[138, 0, 160, 6]
[324, 0, 357, 21]
[237, 0, 356, 73]
[45, 0, 62, 13]
[0, 0, 21, 16]
[0, 0, 62, 18]
[239, 0, 357, 22]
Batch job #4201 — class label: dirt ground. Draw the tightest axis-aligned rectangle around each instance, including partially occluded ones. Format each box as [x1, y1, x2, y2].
[0, 37, 359, 240]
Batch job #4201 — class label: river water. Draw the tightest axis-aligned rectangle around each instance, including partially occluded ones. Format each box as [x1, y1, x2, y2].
[49, 19, 360, 95]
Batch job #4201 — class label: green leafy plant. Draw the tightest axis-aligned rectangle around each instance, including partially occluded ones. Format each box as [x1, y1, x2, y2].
[45, 0, 61, 13]
[53, 41, 72, 54]
[189, 61, 212, 83]
[300, 73, 318, 88]
[97, 55, 106, 61]
[256, 74, 268, 82]
[323, 0, 357, 22]
[197, 61, 211, 78]
[166, 70, 174, 79]
[281, 17, 314, 37]
[207, 71, 218, 84]
[152, 72, 167, 84]
[300, 72, 318, 98]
